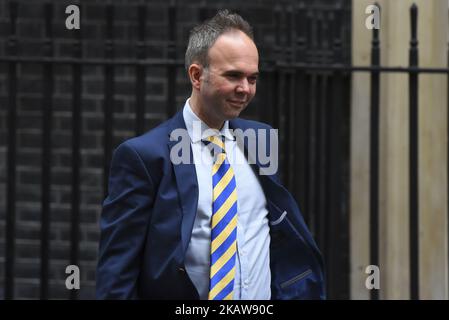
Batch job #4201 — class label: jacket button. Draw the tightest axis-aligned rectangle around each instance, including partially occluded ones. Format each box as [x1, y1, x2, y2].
[178, 267, 186, 273]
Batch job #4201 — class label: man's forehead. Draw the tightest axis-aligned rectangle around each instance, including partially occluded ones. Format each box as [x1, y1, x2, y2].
[208, 31, 259, 72]
[209, 58, 259, 75]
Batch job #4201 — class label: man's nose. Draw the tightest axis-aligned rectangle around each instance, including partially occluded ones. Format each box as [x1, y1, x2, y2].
[236, 78, 250, 94]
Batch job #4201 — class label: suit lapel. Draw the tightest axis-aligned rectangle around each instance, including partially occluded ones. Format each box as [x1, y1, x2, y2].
[167, 112, 199, 255]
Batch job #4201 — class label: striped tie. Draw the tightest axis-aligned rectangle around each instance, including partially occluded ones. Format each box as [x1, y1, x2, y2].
[204, 135, 238, 300]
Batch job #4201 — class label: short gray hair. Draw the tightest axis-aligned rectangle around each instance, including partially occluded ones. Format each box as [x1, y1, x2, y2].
[185, 10, 254, 71]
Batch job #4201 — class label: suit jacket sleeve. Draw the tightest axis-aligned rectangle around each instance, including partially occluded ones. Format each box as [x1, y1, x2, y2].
[96, 141, 154, 299]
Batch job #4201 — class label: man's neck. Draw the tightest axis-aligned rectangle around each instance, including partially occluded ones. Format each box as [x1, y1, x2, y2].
[188, 95, 224, 130]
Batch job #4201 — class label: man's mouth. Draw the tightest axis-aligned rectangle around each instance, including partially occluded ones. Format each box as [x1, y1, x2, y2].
[227, 100, 246, 107]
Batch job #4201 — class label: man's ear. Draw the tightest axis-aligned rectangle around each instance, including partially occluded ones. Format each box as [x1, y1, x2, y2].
[188, 63, 203, 90]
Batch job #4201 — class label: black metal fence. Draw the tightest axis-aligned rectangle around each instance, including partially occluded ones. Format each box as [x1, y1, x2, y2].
[5, 0, 446, 300]
[271, 3, 449, 300]
[364, 3, 448, 300]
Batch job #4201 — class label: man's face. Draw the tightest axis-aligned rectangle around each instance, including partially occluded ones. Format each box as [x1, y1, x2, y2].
[199, 31, 259, 124]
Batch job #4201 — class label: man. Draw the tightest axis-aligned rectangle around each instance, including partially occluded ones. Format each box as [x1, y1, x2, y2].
[96, 10, 325, 300]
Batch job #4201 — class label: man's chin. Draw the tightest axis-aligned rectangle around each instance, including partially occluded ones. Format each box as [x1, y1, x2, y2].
[224, 109, 243, 120]
[225, 104, 247, 118]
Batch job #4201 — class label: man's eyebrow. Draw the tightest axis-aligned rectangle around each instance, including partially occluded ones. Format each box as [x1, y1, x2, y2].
[222, 70, 259, 76]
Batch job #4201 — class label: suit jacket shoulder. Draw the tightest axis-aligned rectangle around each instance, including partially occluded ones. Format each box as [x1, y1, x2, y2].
[229, 117, 273, 131]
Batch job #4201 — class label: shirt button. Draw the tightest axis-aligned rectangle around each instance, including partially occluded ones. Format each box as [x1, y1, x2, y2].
[244, 280, 249, 285]
[241, 250, 246, 256]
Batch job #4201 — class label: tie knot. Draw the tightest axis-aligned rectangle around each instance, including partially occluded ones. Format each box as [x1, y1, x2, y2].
[203, 135, 225, 151]
[202, 135, 226, 159]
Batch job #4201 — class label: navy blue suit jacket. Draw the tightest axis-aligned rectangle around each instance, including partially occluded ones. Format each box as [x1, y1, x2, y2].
[96, 111, 326, 299]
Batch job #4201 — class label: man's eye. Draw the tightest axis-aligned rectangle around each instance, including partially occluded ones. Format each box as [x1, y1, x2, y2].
[248, 77, 257, 83]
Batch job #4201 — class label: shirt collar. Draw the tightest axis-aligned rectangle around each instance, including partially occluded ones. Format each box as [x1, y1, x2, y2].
[183, 99, 235, 143]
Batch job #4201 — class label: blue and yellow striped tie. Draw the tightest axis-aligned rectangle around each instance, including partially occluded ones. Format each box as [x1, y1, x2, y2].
[204, 135, 238, 300]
